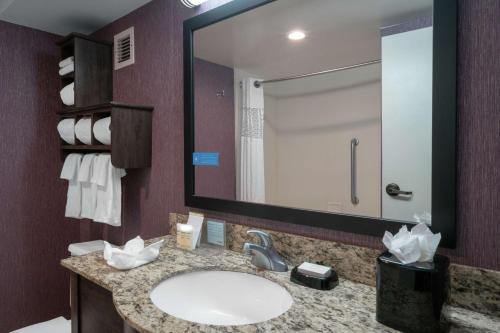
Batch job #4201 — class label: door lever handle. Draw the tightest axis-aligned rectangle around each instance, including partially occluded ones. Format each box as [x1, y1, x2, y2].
[386, 183, 413, 197]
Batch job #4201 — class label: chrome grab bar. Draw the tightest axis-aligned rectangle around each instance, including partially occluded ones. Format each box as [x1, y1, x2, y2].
[351, 138, 359, 205]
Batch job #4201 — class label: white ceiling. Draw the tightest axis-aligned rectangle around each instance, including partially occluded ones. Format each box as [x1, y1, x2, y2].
[0, 0, 152, 35]
[194, 0, 432, 80]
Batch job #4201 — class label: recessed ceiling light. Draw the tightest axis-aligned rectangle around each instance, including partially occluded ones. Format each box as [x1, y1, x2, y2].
[288, 30, 306, 41]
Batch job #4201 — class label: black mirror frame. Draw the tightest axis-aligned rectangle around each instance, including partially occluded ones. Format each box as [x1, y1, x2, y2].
[184, 0, 457, 248]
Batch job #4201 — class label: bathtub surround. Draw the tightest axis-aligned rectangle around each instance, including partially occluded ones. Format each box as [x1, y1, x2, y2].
[0, 20, 80, 332]
[61, 235, 500, 333]
[170, 213, 500, 317]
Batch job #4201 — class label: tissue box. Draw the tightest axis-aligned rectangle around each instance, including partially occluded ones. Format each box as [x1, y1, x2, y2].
[376, 252, 449, 333]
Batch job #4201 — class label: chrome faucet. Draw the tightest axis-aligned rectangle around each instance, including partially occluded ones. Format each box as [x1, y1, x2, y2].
[243, 230, 288, 272]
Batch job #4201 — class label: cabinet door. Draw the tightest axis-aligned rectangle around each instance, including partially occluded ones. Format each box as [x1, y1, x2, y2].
[71, 273, 138, 333]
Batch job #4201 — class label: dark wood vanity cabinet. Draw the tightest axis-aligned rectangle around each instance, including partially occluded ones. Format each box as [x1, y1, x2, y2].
[70, 273, 138, 333]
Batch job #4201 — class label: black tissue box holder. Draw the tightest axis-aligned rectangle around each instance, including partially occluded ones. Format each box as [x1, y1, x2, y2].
[376, 252, 450, 333]
[290, 265, 338, 290]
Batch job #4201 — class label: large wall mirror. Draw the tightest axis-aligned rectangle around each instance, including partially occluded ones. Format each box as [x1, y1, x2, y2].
[184, 0, 457, 247]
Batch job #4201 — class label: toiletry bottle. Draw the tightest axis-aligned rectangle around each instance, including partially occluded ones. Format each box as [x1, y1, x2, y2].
[177, 224, 194, 250]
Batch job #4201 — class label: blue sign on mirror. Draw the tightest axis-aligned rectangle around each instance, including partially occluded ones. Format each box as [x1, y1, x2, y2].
[193, 152, 219, 166]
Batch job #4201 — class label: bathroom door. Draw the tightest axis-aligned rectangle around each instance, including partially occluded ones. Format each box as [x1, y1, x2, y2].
[381, 27, 433, 223]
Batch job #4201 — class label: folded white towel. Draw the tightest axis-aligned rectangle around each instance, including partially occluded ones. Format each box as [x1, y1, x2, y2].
[93, 117, 111, 145]
[10, 316, 70, 333]
[60, 82, 74, 106]
[104, 237, 164, 270]
[57, 118, 75, 145]
[61, 154, 83, 219]
[93, 154, 126, 226]
[59, 56, 74, 68]
[75, 117, 92, 145]
[59, 63, 74, 76]
[78, 154, 98, 219]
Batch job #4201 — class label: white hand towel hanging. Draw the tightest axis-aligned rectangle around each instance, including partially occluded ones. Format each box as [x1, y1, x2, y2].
[91, 154, 109, 186]
[78, 154, 98, 219]
[60, 153, 83, 218]
[93, 154, 126, 226]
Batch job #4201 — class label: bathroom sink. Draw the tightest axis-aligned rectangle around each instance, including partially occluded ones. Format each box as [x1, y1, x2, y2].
[150, 270, 293, 326]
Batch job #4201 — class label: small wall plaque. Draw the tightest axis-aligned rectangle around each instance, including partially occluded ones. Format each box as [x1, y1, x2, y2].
[204, 219, 226, 247]
[193, 152, 219, 166]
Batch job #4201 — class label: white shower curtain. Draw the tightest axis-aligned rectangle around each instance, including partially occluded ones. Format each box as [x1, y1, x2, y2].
[239, 78, 265, 203]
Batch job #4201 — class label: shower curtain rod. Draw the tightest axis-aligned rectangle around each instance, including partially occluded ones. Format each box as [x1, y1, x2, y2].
[253, 59, 381, 88]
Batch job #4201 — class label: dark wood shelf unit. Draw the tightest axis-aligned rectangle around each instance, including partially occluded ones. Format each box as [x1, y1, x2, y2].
[59, 102, 153, 169]
[57, 33, 113, 109]
[62, 145, 112, 151]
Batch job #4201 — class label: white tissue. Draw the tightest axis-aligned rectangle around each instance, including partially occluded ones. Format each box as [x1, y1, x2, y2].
[75, 117, 92, 145]
[103, 236, 164, 270]
[382, 223, 441, 264]
[60, 82, 74, 106]
[57, 118, 75, 145]
[93, 117, 111, 145]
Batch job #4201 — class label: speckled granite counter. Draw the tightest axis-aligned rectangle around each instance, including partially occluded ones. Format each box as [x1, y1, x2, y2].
[61, 236, 500, 333]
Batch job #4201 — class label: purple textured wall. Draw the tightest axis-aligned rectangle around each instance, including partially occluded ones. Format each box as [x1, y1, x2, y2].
[0, 21, 80, 332]
[92, 0, 499, 270]
[194, 58, 235, 200]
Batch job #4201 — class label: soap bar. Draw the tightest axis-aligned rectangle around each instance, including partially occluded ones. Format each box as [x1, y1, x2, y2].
[297, 262, 331, 278]
[290, 265, 338, 290]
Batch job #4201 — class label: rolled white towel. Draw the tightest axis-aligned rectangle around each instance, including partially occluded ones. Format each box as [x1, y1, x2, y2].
[57, 118, 75, 145]
[93, 117, 111, 145]
[60, 82, 74, 106]
[59, 62, 74, 76]
[59, 56, 74, 68]
[75, 117, 92, 145]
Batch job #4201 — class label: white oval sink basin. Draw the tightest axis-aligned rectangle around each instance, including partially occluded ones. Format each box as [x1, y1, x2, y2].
[150, 270, 293, 326]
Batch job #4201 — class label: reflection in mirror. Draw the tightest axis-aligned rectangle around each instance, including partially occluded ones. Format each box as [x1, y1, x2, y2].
[193, 0, 433, 225]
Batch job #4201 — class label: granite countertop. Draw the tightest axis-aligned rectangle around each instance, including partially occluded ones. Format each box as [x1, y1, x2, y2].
[61, 236, 500, 333]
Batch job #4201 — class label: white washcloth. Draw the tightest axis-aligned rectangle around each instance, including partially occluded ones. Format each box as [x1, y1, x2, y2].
[93, 117, 111, 145]
[104, 237, 164, 270]
[59, 62, 74, 76]
[60, 82, 74, 106]
[78, 154, 98, 219]
[75, 117, 92, 145]
[60, 154, 83, 218]
[57, 118, 75, 145]
[93, 154, 126, 226]
[59, 56, 74, 68]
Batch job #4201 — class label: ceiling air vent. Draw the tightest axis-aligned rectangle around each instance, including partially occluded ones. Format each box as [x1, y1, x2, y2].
[114, 27, 135, 70]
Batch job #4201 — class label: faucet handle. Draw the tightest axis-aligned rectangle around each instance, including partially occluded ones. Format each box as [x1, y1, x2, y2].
[247, 230, 272, 248]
